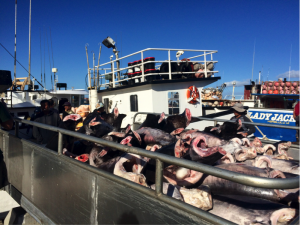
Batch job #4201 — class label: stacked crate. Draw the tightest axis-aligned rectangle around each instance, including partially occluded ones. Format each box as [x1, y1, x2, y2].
[261, 80, 299, 95]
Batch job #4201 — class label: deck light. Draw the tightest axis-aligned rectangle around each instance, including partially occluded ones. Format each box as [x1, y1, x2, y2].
[102, 37, 115, 48]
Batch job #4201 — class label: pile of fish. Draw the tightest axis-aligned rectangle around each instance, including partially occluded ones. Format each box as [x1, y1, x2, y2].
[53, 108, 299, 225]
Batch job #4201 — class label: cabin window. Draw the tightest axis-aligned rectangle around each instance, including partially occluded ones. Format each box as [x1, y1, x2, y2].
[168, 92, 179, 115]
[80, 95, 85, 105]
[130, 95, 138, 112]
[71, 95, 79, 107]
[104, 98, 109, 113]
[32, 95, 37, 100]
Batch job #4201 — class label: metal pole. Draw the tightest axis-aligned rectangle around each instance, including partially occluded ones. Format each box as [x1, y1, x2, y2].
[14, 0, 17, 86]
[97, 44, 102, 89]
[114, 48, 121, 86]
[252, 39, 256, 81]
[204, 51, 207, 78]
[141, 51, 144, 82]
[58, 132, 63, 155]
[85, 44, 91, 89]
[112, 59, 115, 88]
[28, 0, 31, 82]
[155, 159, 163, 196]
[14, 121, 19, 138]
[168, 50, 171, 80]
[93, 51, 95, 88]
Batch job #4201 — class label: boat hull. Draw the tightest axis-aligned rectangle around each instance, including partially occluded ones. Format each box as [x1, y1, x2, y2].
[248, 109, 296, 142]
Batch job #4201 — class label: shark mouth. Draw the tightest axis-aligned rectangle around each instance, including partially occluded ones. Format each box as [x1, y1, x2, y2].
[262, 144, 276, 153]
[278, 142, 292, 155]
[75, 154, 89, 163]
[255, 156, 272, 168]
[230, 138, 243, 145]
[220, 153, 235, 164]
[120, 136, 133, 145]
[269, 170, 286, 179]
[192, 136, 226, 157]
[163, 165, 204, 187]
[174, 139, 189, 158]
[234, 148, 248, 162]
[63, 114, 82, 122]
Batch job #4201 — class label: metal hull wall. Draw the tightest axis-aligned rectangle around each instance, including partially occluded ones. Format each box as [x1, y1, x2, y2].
[0, 130, 215, 224]
[248, 109, 296, 142]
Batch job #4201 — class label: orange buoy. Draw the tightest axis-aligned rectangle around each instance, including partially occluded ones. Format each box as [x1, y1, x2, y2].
[187, 86, 200, 104]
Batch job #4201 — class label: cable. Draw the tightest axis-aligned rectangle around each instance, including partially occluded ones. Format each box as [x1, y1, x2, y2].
[39, 28, 42, 84]
[0, 43, 44, 88]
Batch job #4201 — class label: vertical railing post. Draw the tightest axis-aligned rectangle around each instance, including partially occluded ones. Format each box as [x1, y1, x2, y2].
[214, 120, 217, 126]
[141, 51, 145, 82]
[168, 50, 172, 80]
[155, 159, 164, 196]
[14, 121, 19, 138]
[112, 62, 115, 88]
[204, 51, 207, 78]
[58, 132, 63, 155]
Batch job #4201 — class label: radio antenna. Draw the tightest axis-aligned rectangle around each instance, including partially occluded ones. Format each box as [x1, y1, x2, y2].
[289, 44, 292, 81]
[251, 38, 256, 81]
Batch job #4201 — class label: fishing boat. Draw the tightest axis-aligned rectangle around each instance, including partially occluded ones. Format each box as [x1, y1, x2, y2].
[86, 43, 221, 131]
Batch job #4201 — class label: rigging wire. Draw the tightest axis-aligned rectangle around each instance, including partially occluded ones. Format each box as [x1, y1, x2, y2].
[50, 27, 55, 82]
[39, 28, 42, 84]
[43, 27, 46, 90]
[46, 29, 53, 90]
[0, 43, 44, 88]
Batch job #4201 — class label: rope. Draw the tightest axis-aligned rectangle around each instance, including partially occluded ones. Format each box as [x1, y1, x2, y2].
[0, 43, 44, 88]
[246, 114, 269, 140]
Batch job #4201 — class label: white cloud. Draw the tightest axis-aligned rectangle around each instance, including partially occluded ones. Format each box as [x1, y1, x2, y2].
[225, 79, 251, 87]
[276, 70, 300, 79]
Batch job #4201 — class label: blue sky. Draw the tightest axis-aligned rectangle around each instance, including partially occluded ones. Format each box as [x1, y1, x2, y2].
[0, 0, 299, 96]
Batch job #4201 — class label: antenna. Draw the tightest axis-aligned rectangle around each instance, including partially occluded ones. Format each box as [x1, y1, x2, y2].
[251, 38, 256, 81]
[40, 28, 42, 84]
[289, 44, 292, 81]
[14, 0, 17, 86]
[28, 0, 32, 84]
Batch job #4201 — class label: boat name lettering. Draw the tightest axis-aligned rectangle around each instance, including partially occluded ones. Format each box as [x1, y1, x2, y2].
[248, 112, 295, 124]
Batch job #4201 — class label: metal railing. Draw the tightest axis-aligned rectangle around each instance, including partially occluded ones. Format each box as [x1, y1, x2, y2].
[89, 48, 219, 89]
[133, 112, 300, 131]
[10, 117, 299, 225]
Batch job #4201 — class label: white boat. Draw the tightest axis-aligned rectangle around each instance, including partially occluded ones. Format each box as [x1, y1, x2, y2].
[1, 73, 88, 121]
[87, 46, 221, 131]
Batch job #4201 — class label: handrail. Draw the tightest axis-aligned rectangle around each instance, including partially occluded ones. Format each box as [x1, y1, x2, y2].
[13, 118, 299, 189]
[133, 112, 300, 130]
[90, 48, 218, 89]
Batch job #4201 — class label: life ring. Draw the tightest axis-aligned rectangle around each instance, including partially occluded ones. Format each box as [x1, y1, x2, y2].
[187, 86, 200, 104]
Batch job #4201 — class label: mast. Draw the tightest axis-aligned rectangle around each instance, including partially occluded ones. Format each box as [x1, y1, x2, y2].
[14, 0, 17, 85]
[289, 44, 292, 81]
[251, 39, 256, 81]
[28, 0, 31, 82]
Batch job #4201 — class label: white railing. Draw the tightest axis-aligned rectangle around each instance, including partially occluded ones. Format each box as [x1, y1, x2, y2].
[88, 48, 219, 89]
[223, 95, 244, 100]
